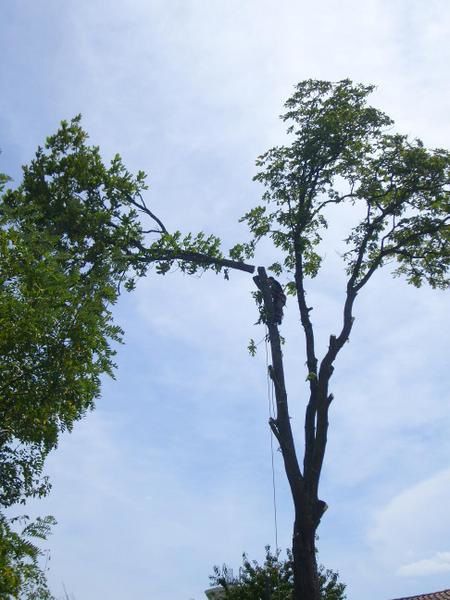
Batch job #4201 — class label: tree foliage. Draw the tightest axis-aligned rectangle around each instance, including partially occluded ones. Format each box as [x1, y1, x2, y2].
[0, 119, 145, 459]
[0, 514, 56, 599]
[234, 79, 449, 288]
[0, 116, 253, 506]
[210, 547, 346, 600]
[0, 120, 148, 596]
[0, 117, 252, 595]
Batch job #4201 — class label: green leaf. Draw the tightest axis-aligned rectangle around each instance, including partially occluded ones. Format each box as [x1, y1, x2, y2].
[247, 339, 257, 357]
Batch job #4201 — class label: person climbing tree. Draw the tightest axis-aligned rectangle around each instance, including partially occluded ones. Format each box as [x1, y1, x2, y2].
[268, 277, 287, 324]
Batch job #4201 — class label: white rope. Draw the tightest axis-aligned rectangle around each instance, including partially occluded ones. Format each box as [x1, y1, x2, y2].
[265, 330, 279, 554]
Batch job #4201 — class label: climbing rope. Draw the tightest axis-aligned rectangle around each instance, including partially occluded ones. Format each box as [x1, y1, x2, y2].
[265, 330, 279, 554]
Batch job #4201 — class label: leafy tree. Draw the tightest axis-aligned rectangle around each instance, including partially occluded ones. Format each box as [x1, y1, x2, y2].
[0, 121, 147, 594]
[0, 514, 56, 599]
[0, 122, 145, 475]
[239, 80, 449, 599]
[210, 547, 346, 600]
[0, 119, 250, 594]
[0, 117, 252, 507]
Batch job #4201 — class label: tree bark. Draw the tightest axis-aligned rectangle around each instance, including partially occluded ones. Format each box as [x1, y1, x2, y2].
[292, 511, 321, 600]
[253, 267, 323, 600]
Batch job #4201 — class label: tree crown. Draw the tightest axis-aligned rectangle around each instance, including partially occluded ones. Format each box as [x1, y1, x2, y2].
[233, 79, 449, 290]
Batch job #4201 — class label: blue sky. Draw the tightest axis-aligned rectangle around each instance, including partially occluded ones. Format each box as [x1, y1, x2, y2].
[1, 1, 450, 599]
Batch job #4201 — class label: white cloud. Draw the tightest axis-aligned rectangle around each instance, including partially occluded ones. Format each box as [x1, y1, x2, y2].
[369, 469, 450, 570]
[399, 552, 450, 577]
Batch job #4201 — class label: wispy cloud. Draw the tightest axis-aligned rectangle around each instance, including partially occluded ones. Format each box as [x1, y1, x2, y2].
[369, 469, 450, 572]
[399, 553, 450, 577]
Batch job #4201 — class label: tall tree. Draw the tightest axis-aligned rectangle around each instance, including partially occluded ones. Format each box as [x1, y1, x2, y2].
[240, 80, 449, 599]
[130, 79, 448, 598]
[0, 123, 146, 595]
[0, 118, 251, 595]
[1, 80, 448, 599]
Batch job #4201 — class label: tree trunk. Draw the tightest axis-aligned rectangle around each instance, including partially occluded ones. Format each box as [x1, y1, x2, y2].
[253, 267, 324, 600]
[292, 513, 320, 600]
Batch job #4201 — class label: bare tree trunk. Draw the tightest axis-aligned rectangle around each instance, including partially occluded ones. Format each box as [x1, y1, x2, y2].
[292, 511, 320, 600]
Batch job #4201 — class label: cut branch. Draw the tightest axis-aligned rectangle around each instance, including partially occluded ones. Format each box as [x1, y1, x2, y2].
[143, 250, 256, 274]
[127, 236, 256, 274]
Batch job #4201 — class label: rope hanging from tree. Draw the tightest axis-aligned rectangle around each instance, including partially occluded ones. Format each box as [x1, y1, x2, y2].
[265, 330, 279, 554]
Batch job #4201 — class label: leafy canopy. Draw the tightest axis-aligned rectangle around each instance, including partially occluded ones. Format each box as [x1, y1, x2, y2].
[0, 514, 56, 600]
[0, 120, 144, 456]
[0, 116, 241, 596]
[0, 115, 242, 506]
[233, 79, 449, 290]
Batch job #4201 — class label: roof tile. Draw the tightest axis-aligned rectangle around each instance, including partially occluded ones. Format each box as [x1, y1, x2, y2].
[392, 590, 450, 600]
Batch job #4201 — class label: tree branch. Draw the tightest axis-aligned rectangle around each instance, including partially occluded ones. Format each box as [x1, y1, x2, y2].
[294, 247, 319, 486]
[124, 235, 256, 274]
[127, 192, 168, 234]
[308, 282, 357, 495]
[354, 214, 450, 292]
[308, 203, 449, 494]
[137, 249, 256, 274]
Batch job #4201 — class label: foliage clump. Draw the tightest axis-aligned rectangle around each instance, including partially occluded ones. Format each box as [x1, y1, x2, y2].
[210, 547, 346, 600]
[0, 514, 56, 599]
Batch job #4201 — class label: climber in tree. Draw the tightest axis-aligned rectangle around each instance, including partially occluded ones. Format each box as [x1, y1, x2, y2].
[268, 277, 287, 324]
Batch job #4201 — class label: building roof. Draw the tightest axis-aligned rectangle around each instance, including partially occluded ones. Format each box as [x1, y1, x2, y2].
[393, 590, 450, 600]
[204, 587, 450, 600]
